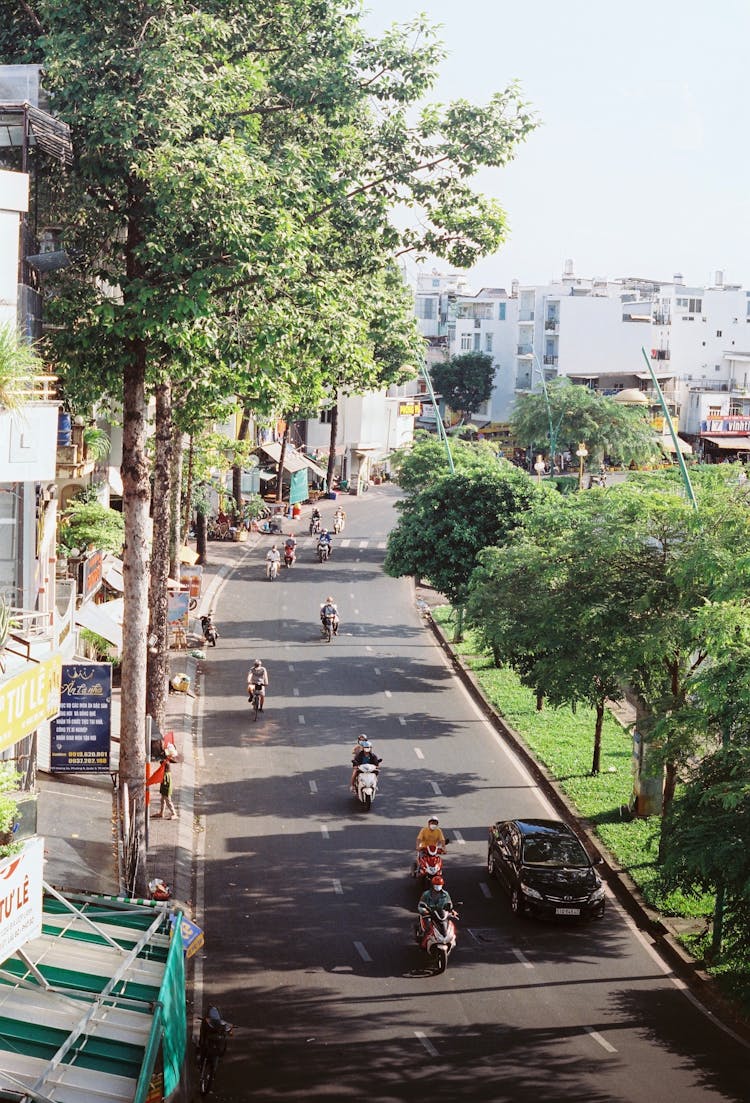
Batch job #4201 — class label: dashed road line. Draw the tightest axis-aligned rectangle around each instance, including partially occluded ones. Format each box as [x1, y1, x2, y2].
[479, 882, 492, 899]
[288, 663, 294, 671]
[298, 714, 306, 725]
[359, 540, 368, 549]
[414, 747, 424, 760]
[414, 1031, 438, 1057]
[585, 1028, 617, 1054]
[354, 941, 372, 962]
[320, 824, 329, 839]
[309, 780, 318, 795]
[332, 879, 343, 895]
[512, 948, 534, 969]
[374, 667, 381, 675]
[430, 781, 442, 796]
[293, 687, 299, 696]
[384, 689, 392, 698]
[453, 830, 465, 845]
[377, 541, 387, 549]
[341, 539, 351, 547]
[399, 716, 406, 726]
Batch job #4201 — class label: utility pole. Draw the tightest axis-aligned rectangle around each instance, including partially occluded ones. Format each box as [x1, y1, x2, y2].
[420, 357, 455, 474]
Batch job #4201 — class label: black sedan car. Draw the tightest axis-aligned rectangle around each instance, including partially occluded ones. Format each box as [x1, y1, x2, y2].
[487, 818, 605, 920]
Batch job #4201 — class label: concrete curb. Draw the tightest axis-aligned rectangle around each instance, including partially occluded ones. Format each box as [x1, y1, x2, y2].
[425, 611, 750, 1046]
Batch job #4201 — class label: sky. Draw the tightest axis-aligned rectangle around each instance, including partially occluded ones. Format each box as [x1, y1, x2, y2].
[363, 0, 750, 291]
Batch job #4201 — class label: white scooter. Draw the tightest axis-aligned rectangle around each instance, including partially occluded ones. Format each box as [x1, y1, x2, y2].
[416, 907, 458, 973]
[266, 559, 279, 581]
[355, 763, 379, 811]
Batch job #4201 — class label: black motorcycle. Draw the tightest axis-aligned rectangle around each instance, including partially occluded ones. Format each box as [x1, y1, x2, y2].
[200, 613, 218, 646]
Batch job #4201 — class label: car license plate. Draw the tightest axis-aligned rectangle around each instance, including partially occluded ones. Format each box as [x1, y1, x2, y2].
[555, 907, 580, 916]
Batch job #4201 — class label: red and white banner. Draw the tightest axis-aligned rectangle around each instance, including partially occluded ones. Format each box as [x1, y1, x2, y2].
[0, 837, 44, 960]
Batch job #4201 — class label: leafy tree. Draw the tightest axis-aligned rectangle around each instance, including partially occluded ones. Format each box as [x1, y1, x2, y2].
[385, 464, 536, 635]
[430, 351, 494, 419]
[510, 377, 658, 466]
[58, 499, 125, 554]
[389, 432, 501, 495]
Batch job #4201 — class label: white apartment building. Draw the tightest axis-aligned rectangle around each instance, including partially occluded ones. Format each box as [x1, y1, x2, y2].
[419, 261, 750, 457]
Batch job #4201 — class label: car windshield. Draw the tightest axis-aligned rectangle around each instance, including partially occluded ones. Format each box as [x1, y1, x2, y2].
[522, 835, 590, 868]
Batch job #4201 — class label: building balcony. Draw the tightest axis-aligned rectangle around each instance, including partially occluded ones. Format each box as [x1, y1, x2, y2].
[56, 424, 97, 479]
[519, 310, 535, 322]
[543, 355, 558, 366]
[650, 348, 671, 360]
[518, 315, 534, 326]
[516, 345, 533, 357]
[544, 319, 559, 331]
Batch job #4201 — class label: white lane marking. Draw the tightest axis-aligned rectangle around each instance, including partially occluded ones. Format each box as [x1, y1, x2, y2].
[341, 539, 351, 547]
[332, 879, 343, 895]
[354, 941, 372, 962]
[354, 608, 360, 615]
[288, 663, 294, 671]
[414, 1031, 438, 1057]
[430, 781, 442, 796]
[309, 780, 318, 795]
[359, 540, 368, 549]
[384, 689, 392, 698]
[299, 714, 306, 725]
[366, 646, 374, 652]
[374, 667, 381, 675]
[512, 948, 534, 969]
[453, 830, 465, 845]
[414, 747, 424, 760]
[399, 716, 407, 726]
[585, 1028, 617, 1054]
[293, 687, 299, 697]
[350, 592, 356, 599]
[378, 541, 386, 549]
[480, 882, 492, 899]
[320, 824, 329, 839]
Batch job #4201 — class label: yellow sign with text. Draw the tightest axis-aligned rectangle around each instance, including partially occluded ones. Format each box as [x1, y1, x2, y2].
[0, 656, 62, 753]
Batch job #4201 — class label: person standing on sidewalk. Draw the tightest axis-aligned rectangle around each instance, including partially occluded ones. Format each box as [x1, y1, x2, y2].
[155, 759, 178, 819]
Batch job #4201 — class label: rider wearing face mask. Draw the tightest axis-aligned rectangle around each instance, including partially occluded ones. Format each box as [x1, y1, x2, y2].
[416, 874, 454, 937]
[350, 739, 381, 792]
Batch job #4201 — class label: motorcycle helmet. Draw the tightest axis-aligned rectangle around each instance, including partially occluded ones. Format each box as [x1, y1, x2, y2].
[357, 733, 367, 744]
[428, 816, 439, 826]
[431, 875, 445, 889]
[253, 659, 262, 668]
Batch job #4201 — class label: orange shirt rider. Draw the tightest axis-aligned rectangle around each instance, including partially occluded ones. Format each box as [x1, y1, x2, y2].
[416, 818, 447, 853]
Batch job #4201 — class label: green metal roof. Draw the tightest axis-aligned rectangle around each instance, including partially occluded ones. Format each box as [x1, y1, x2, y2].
[0, 886, 186, 1103]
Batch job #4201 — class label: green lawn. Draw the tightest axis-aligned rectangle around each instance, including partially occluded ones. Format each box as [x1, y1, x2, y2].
[431, 606, 721, 927]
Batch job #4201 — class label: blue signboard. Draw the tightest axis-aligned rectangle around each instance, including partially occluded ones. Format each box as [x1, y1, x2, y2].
[50, 662, 112, 773]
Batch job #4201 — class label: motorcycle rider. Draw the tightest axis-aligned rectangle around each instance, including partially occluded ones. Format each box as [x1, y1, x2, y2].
[333, 505, 346, 532]
[198, 1005, 232, 1062]
[309, 506, 321, 534]
[284, 533, 297, 565]
[265, 544, 281, 578]
[320, 595, 339, 637]
[414, 816, 448, 873]
[317, 528, 332, 558]
[350, 739, 381, 792]
[247, 658, 269, 709]
[417, 874, 454, 939]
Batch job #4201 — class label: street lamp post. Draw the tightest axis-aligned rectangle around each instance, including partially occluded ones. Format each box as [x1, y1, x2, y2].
[533, 454, 546, 483]
[576, 442, 588, 490]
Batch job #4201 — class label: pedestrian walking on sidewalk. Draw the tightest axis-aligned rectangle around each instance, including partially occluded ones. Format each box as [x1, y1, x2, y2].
[156, 760, 178, 819]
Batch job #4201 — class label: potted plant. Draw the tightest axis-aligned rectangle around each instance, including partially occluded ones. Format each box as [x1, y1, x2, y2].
[0, 323, 41, 410]
[82, 426, 111, 462]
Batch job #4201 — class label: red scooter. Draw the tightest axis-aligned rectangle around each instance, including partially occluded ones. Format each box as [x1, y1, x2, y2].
[414, 845, 446, 889]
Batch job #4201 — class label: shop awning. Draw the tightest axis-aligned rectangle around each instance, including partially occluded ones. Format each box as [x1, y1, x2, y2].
[75, 598, 124, 650]
[702, 435, 750, 450]
[258, 443, 325, 478]
[102, 554, 124, 591]
[0, 887, 186, 1103]
[661, 436, 693, 454]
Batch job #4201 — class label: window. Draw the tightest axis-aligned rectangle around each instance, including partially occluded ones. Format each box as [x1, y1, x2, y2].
[473, 332, 481, 352]
[485, 333, 493, 352]
[729, 401, 743, 415]
[415, 297, 436, 320]
[717, 330, 722, 338]
[498, 303, 506, 321]
[690, 298, 702, 313]
[708, 405, 721, 417]
[460, 333, 472, 351]
[319, 408, 334, 424]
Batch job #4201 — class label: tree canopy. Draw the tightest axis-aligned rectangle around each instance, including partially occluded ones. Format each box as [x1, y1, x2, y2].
[430, 351, 494, 419]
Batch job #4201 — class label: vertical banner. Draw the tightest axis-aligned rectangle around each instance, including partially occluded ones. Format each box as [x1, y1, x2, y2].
[289, 468, 308, 505]
[50, 662, 112, 772]
[0, 837, 44, 959]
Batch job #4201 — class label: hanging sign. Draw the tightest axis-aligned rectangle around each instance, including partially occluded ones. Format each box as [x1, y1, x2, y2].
[0, 655, 62, 753]
[50, 662, 111, 772]
[0, 837, 44, 959]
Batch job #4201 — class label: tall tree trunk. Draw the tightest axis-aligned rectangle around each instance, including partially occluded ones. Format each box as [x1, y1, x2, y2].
[536, 691, 544, 711]
[326, 403, 339, 491]
[232, 405, 252, 518]
[120, 339, 150, 897]
[276, 420, 289, 504]
[662, 760, 678, 817]
[181, 435, 194, 549]
[146, 380, 172, 742]
[591, 698, 604, 775]
[168, 424, 183, 583]
[196, 507, 208, 565]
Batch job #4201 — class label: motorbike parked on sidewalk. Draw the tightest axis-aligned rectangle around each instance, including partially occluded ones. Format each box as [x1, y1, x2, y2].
[195, 1005, 233, 1097]
[415, 907, 459, 973]
[354, 762, 379, 810]
[200, 612, 218, 646]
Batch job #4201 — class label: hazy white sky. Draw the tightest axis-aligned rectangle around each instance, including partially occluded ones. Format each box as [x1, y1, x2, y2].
[364, 0, 750, 290]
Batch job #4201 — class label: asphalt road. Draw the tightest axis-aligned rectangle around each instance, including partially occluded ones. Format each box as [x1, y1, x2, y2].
[197, 485, 749, 1102]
